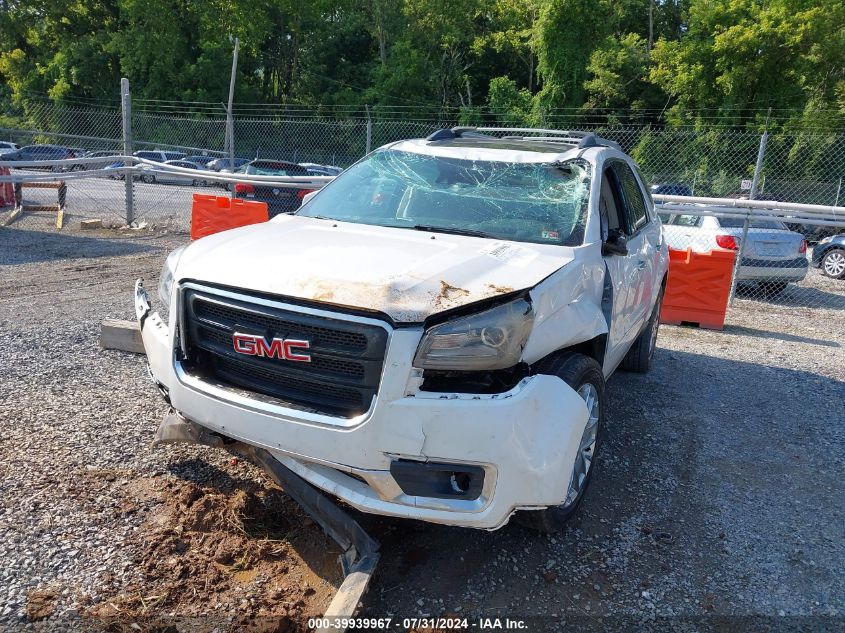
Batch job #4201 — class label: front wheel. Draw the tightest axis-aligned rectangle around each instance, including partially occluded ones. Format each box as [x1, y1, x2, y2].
[517, 352, 606, 533]
[821, 248, 845, 279]
[142, 174, 155, 184]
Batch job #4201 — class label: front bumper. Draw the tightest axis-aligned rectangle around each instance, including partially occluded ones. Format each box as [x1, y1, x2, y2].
[135, 281, 589, 529]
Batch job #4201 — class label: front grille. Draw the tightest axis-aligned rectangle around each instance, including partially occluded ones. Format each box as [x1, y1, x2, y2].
[181, 288, 389, 417]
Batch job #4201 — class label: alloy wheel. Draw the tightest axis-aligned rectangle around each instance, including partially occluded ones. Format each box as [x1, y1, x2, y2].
[823, 251, 845, 278]
[565, 383, 601, 507]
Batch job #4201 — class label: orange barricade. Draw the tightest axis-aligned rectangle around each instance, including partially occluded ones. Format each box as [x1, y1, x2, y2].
[191, 194, 269, 240]
[660, 247, 735, 330]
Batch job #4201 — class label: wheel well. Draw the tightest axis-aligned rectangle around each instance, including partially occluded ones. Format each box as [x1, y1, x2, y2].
[536, 334, 608, 371]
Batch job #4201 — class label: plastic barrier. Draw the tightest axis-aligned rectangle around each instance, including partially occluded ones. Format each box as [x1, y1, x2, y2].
[0, 167, 14, 206]
[660, 247, 736, 330]
[191, 194, 269, 240]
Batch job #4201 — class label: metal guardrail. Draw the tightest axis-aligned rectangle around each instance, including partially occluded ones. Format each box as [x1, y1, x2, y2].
[0, 156, 335, 189]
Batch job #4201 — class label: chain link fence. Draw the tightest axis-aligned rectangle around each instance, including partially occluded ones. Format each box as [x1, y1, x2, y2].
[1, 92, 843, 317]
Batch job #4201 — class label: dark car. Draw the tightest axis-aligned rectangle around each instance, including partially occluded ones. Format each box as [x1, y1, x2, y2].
[10, 144, 76, 170]
[208, 157, 250, 172]
[812, 234, 845, 279]
[651, 182, 693, 197]
[233, 160, 315, 216]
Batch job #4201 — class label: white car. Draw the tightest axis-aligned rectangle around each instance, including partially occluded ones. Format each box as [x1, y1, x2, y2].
[659, 213, 808, 295]
[135, 127, 669, 531]
[137, 160, 210, 186]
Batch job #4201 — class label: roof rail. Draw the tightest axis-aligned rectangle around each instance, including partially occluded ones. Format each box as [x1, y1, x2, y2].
[426, 126, 622, 151]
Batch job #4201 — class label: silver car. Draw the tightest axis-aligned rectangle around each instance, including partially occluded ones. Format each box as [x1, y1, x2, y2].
[138, 160, 210, 186]
[660, 213, 808, 295]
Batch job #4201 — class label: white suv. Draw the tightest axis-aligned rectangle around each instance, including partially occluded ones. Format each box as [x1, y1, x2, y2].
[135, 127, 668, 531]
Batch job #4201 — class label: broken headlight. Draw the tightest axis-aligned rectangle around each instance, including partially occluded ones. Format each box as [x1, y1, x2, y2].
[413, 298, 534, 370]
[158, 245, 186, 308]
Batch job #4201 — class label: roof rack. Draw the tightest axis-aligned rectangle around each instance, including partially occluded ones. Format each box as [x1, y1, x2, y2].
[426, 126, 622, 151]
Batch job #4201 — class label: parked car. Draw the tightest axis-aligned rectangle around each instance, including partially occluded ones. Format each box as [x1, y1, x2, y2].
[185, 155, 216, 168]
[661, 213, 808, 294]
[135, 126, 669, 532]
[10, 144, 76, 170]
[232, 159, 314, 216]
[74, 150, 121, 171]
[651, 182, 693, 197]
[104, 161, 123, 179]
[137, 160, 209, 186]
[300, 162, 343, 176]
[0, 141, 20, 152]
[207, 157, 250, 172]
[811, 234, 845, 279]
[133, 150, 187, 163]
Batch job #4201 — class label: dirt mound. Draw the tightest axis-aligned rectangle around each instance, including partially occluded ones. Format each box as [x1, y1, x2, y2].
[26, 587, 59, 620]
[87, 473, 342, 632]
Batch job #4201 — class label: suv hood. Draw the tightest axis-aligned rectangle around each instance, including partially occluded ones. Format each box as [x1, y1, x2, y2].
[175, 215, 576, 322]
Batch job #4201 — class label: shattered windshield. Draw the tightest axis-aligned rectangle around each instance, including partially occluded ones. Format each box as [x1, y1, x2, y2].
[297, 149, 591, 246]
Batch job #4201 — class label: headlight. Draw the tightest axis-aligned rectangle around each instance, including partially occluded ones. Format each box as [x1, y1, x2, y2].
[158, 246, 186, 308]
[413, 298, 534, 370]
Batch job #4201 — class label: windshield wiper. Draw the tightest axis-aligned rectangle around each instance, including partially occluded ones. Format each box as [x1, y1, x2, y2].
[412, 224, 491, 238]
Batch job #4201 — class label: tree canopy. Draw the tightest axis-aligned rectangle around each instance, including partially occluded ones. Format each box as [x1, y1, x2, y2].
[0, 0, 843, 129]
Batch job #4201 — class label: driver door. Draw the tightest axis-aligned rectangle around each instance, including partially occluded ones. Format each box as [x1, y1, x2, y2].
[600, 164, 640, 373]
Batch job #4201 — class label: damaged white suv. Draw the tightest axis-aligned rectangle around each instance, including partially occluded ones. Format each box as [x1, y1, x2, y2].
[135, 127, 668, 531]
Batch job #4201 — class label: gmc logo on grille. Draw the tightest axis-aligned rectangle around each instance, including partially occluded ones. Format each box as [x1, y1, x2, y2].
[232, 332, 311, 362]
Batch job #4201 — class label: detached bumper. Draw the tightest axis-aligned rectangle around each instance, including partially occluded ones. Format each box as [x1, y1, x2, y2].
[135, 280, 589, 530]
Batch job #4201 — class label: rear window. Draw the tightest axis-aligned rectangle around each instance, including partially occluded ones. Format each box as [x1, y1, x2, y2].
[246, 162, 309, 176]
[718, 218, 786, 230]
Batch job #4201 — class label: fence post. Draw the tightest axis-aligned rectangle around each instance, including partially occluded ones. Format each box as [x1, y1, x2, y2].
[365, 105, 372, 155]
[120, 77, 134, 225]
[226, 37, 239, 172]
[728, 125, 768, 305]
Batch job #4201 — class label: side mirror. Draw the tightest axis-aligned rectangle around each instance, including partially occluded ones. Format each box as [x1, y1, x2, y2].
[602, 230, 628, 256]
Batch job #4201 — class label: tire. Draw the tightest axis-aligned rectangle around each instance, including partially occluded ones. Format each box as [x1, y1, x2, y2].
[191, 179, 199, 187]
[821, 248, 845, 279]
[620, 286, 663, 373]
[142, 174, 155, 184]
[760, 281, 788, 297]
[517, 352, 606, 533]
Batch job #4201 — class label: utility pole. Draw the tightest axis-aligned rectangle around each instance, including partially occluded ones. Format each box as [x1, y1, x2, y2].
[225, 37, 240, 171]
[648, 0, 654, 51]
[120, 78, 134, 225]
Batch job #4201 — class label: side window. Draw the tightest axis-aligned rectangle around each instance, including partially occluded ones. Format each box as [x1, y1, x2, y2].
[613, 162, 649, 233]
[598, 167, 625, 240]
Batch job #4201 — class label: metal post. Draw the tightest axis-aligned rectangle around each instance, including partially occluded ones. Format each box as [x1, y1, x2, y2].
[728, 124, 768, 305]
[835, 178, 842, 207]
[226, 37, 240, 171]
[365, 105, 372, 155]
[120, 78, 134, 225]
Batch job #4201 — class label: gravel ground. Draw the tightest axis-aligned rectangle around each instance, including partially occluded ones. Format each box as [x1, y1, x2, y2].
[1, 215, 843, 631]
